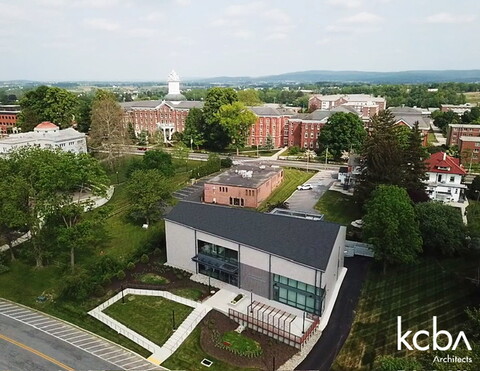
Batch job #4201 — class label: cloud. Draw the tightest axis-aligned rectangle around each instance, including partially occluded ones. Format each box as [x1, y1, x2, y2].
[327, 0, 362, 8]
[175, 0, 191, 6]
[264, 8, 291, 25]
[232, 30, 253, 40]
[74, 0, 120, 8]
[317, 37, 331, 45]
[426, 12, 475, 24]
[127, 28, 157, 38]
[340, 11, 383, 24]
[225, 1, 265, 17]
[83, 18, 120, 31]
[265, 33, 287, 41]
[144, 11, 165, 22]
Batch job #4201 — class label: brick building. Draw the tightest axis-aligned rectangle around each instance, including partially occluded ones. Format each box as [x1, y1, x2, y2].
[459, 136, 480, 165]
[285, 106, 360, 150]
[247, 107, 294, 148]
[203, 164, 284, 208]
[0, 105, 21, 136]
[308, 94, 386, 119]
[441, 104, 475, 115]
[389, 107, 431, 146]
[446, 124, 480, 147]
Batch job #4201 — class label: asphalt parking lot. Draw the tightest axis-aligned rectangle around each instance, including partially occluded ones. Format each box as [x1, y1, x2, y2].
[286, 170, 337, 214]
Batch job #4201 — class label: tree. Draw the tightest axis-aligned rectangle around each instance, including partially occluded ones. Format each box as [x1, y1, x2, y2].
[318, 112, 366, 160]
[403, 122, 428, 200]
[416, 202, 465, 256]
[237, 89, 262, 106]
[18, 86, 79, 132]
[126, 170, 173, 225]
[89, 90, 128, 168]
[137, 130, 149, 145]
[355, 110, 405, 204]
[468, 175, 480, 200]
[432, 110, 460, 134]
[7, 148, 109, 268]
[263, 134, 274, 150]
[183, 107, 205, 149]
[142, 150, 175, 177]
[462, 106, 480, 124]
[363, 185, 423, 273]
[216, 102, 257, 155]
[76, 93, 94, 133]
[202, 87, 238, 150]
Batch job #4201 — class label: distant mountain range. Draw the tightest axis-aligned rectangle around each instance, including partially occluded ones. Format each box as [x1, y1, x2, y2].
[191, 70, 480, 84]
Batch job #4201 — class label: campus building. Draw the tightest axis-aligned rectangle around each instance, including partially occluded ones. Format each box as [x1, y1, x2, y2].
[308, 94, 386, 119]
[203, 164, 284, 208]
[459, 136, 480, 165]
[0, 104, 20, 136]
[247, 106, 294, 149]
[389, 106, 431, 146]
[441, 104, 475, 115]
[0, 121, 87, 155]
[446, 124, 480, 146]
[424, 152, 467, 202]
[165, 201, 346, 317]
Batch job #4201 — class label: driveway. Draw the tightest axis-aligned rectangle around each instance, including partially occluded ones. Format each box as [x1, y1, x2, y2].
[296, 256, 371, 371]
[286, 170, 337, 214]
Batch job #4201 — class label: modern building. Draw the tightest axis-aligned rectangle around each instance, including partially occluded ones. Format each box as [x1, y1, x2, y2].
[203, 164, 284, 208]
[308, 94, 386, 119]
[0, 121, 87, 155]
[446, 124, 480, 146]
[165, 201, 346, 317]
[459, 136, 480, 165]
[389, 106, 431, 146]
[120, 70, 203, 142]
[0, 105, 21, 136]
[424, 152, 467, 202]
[285, 106, 360, 150]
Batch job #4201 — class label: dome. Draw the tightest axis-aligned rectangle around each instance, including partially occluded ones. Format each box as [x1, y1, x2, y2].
[34, 121, 59, 131]
[164, 93, 186, 102]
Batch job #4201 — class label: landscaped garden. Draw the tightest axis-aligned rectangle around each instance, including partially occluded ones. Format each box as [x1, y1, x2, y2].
[163, 310, 297, 371]
[104, 295, 193, 346]
[258, 168, 314, 212]
[332, 257, 480, 370]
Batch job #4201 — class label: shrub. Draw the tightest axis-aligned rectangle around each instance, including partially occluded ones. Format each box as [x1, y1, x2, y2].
[61, 271, 95, 301]
[140, 254, 149, 264]
[0, 264, 10, 275]
[126, 262, 135, 271]
[221, 157, 233, 168]
[116, 270, 126, 280]
[153, 247, 162, 256]
[289, 146, 300, 155]
[93, 285, 106, 297]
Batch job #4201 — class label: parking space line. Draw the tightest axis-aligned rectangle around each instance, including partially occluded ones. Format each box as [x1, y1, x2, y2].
[39, 323, 65, 331]
[15, 314, 43, 320]
[55, 328, 78, 336]
[87, 344, 111, 352]
[122, 358, 145, 367]
[66, 334, 90, 342]
[74, 338, 101, 347]
[101, 349, 125, 358]
[116, 355, 137, 363]
[111, 355, 136, 363]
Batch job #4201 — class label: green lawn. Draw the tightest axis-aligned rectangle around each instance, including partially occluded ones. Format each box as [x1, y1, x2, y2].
[427, 131, 438, 145]
[258, 168, 314, 211]
[171, 288, 204, 301]
[333, 257, 479, 370]
[104, 295, 193, 346]
[315, 190, 363, 225]
[162, 326, 257, 371]
[465, 92, 480, 105]
[137, 273, 169, 285]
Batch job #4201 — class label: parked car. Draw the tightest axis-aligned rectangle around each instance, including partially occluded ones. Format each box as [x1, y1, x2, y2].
[297, 184, 313, 190]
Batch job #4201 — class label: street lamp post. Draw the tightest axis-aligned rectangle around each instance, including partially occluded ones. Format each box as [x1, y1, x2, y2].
[115, 171, 119, 184]
[250, 290, 253, 313]
[302, 311, 306, 334]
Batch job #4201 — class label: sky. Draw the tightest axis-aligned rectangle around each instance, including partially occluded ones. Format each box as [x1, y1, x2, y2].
[1, 0, 479, 81]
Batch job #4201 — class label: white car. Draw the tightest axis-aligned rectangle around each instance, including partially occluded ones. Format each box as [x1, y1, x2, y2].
[297, 184, 313, 190]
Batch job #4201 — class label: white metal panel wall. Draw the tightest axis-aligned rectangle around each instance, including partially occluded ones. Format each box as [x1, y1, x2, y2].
[322, 226, 346, 306]
[239, 245, 270, 271]
[165, 221, 196, 272]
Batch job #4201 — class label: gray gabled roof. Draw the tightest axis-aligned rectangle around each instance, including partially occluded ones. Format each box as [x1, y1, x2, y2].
[165, 201, 342, 271]
[248, 106, 283, 116]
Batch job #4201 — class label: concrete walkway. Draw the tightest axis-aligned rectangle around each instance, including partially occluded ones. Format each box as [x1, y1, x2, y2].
[430, 122, 447, 146]
[88, 288, 211, 365]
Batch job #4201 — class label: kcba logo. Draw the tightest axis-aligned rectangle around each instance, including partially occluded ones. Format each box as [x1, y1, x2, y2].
[397, 316, 472, 351]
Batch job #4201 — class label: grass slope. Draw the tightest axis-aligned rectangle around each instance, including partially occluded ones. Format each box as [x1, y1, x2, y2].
[258, 168, 314, 212]
[315, 190, 363, 225]
[104, 295, 193, 346]
[333, 258, 479, 370]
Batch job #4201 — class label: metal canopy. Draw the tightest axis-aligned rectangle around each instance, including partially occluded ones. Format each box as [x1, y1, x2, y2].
[192, 254, 238, 274]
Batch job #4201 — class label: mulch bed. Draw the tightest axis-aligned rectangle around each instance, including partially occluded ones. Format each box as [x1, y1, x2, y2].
[200, 310, 298, 371]
[104, 256, 211, 301]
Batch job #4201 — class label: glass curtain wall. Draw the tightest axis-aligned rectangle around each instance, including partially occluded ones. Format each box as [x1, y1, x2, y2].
[196, 240, 239, 286]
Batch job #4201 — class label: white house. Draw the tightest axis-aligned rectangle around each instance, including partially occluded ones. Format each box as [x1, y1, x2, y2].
[424, 152, 467, 202]
[0, 122, 87, 156]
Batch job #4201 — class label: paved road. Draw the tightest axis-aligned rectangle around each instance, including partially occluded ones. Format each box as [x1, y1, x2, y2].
[296, 256, 371, 371]
[0, 299, 163, 371]
[286, 170, 337, 214]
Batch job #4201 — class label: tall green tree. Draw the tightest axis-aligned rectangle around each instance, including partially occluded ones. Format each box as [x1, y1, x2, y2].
[202, 87, 238, 150]
[355, 110, 405, 204]
[237, 89, 263, 106]
[415, 202, 465, 256]
[142, 150, 175, 177]
[173, 143, 190, 172]
[89, 90, 127, 168]
[363, 185, 423, 273]
[432, 110, 460, 134]
[404, 123, 428, 201]
[76, 93, 94, 133]
[126, 170, 173, 225]
[183, 107, 205, 149]
[216, 102, 257, 155]
[318, 112, 366, 160]
[18, 86, 79, 131]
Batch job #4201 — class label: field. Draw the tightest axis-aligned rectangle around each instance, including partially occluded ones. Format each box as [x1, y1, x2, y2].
[333, 257, 479, 370]
[315, 190, 363, 225]
[465, 92, 480, 105]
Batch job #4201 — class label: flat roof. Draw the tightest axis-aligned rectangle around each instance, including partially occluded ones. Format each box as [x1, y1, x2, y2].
[206, 165, 282, 188]
[166, 201, 342, 271]
[460, 136, 480, 142]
